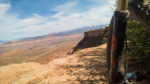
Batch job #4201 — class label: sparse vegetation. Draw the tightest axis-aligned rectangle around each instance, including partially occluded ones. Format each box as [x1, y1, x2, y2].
[126, 19, 150, 72]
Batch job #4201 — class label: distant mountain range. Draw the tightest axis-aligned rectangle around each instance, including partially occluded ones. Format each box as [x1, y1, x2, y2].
[3, 25, 106, 42]
[20, 25, 105, 40]
[57, 25, 105, 35]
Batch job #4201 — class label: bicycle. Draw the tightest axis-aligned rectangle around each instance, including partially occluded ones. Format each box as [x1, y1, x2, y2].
[107, 0, 150, 84]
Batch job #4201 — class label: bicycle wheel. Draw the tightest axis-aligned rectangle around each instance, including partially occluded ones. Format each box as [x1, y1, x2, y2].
[107, 0, 150, 84]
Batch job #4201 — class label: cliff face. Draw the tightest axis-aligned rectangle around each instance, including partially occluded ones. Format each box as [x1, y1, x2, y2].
[72, 28, 105, 53]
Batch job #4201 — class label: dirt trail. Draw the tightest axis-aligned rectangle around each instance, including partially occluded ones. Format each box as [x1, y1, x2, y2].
[0, 44, 108, 84]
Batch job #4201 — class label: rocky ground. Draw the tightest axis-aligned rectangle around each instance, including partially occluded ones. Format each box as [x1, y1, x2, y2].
[0, 44, 108, 84]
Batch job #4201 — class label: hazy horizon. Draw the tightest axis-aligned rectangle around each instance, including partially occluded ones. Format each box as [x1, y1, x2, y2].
[0, 24, 106, 42]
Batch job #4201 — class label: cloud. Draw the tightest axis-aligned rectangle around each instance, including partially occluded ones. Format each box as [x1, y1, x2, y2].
[52, 1, 77, 13]
[0, 0, 115, 41]
[0, 3, 10, 15]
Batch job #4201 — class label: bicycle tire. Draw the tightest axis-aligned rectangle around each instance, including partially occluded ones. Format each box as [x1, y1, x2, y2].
[107, 11, 128, 84]
[107, 17, 114, 73]
[107, 0, 150, 83]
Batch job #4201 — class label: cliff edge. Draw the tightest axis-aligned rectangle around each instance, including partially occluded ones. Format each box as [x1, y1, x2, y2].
[71, 26, 108, 54]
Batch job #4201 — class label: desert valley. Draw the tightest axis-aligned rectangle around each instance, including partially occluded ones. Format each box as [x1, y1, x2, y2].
[0, 25, 109, 84]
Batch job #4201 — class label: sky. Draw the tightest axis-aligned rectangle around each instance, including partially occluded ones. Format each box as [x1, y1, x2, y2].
[0, 0, 116, 41]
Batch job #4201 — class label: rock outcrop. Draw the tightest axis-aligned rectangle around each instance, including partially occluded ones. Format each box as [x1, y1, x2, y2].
[71, 28, 106, 53]
[84, 29, 104, 38]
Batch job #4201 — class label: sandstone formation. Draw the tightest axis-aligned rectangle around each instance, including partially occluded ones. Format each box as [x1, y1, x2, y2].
[72, 28, 106, 53]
